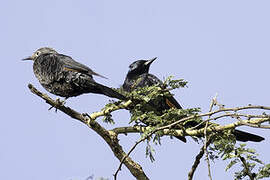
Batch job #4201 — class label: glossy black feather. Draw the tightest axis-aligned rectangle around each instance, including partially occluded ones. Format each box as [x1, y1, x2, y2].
[123, 59, 264, 143]
[123, 59, 187, 142]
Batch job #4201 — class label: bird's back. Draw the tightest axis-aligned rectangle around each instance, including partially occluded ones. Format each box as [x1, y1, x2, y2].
[123, 73, 162, 92]
[123, 73, 183, 111]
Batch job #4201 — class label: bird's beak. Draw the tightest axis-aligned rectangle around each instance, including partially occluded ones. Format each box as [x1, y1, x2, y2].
[22, 56, 33, 61]
[144, 57, 157, 66]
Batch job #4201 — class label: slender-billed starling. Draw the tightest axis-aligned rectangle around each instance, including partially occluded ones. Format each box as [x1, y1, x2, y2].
[23, 47, 126, 100]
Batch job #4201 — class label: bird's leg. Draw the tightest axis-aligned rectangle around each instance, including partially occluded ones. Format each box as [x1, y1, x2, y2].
[82, 113, 91, 118]
[48, 97, 68, 112]
[82, 113, 93, 124]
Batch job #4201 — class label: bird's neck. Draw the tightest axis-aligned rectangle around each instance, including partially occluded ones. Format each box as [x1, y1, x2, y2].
[126, 71, 142, 80]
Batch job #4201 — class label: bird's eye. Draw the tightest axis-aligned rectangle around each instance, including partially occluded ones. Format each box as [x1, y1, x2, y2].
[35, 51, 40, 56]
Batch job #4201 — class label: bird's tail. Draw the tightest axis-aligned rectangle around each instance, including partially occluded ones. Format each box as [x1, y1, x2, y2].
[173, 129, 264, 143]
[183, 120, 264, 142]
[93, 82, 127, 100]
[233, 130, 265, 142]
[175, 136, 187, 143]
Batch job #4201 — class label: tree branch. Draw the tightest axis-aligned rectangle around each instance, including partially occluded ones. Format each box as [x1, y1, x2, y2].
[204, 94, 217, 180]
[28, 83, 270, 180]
[111, 116, 269, 139]
[89, 100, 132, 120]
[28, 84, 149, 180]
[188, 140, 212, 180]
[114, 135, 149, 180]
[239, 155, 255, 180]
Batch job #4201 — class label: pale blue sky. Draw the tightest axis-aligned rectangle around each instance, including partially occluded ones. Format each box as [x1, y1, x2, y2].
[1, 0, 270, 179]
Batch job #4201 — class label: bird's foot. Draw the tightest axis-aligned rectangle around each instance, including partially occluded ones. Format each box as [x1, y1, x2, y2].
[48, 98, 66, 112]
[82, 113, 91, 118]
[82, 113, 93, 125]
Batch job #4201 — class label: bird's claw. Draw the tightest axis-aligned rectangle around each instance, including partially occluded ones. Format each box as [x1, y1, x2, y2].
[82, 113, 91, 118]
[48, 98, 66, 112]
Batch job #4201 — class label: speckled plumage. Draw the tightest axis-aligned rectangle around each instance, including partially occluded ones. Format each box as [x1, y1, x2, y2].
[24, 47, 126, 100]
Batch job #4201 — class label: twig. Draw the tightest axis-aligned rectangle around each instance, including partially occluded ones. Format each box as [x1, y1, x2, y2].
[188, 140, 212, 180]
[111, 115, 269, 139]
[144, 105, 270, 136]
[240, 123, 270, 129]
[111, 112, 268, 136]
[114, 124, 168, 179]
[239, 155, 255, 180]
[204, 94, 218, 180]
[114, 136, 150, 180]
[204, 121, 212, 180]
[188, 113, 268, 131]
[89, 100, 132, 120]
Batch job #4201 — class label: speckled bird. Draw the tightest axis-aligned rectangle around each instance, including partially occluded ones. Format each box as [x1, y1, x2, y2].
[123, 58, 264, 143]
[23, 47, 126, 100]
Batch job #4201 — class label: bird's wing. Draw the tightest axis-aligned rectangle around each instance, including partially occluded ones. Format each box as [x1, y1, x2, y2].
[59, 54, 107, 79]
[136, 74, 162, 87]
[138, 74, 182, 109]
[165, 95, 182, 109]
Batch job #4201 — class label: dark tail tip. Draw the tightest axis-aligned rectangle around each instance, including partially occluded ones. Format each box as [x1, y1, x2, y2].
[99, 84, 127, 100]
[175, 136, 187, 143]
[234, 130, 265, 142]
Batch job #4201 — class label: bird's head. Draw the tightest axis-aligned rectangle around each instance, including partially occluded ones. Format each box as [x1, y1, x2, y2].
[127, 57, 157, 76]
[23, 47, 58, 61]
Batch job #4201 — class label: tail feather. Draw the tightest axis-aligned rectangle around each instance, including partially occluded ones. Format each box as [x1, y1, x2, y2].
[233, 130, 265, 142]
[175, 136, 187, 143]
[95, 83, 127, 100]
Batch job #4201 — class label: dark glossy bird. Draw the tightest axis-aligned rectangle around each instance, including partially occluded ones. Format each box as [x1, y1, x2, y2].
[123, 57, 183, 112]
[23, 47, 126, 100]
[123, 57, 186, 142]
[122, 58, 264, 143]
